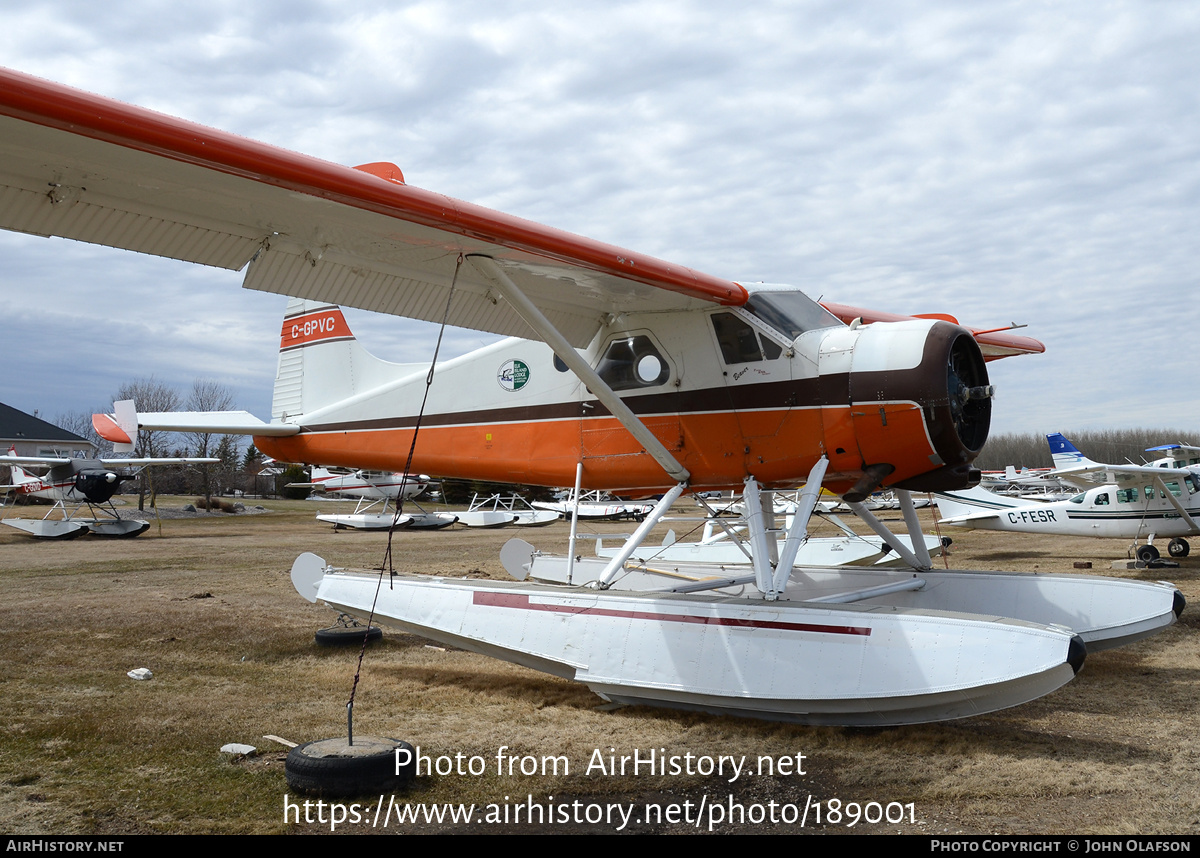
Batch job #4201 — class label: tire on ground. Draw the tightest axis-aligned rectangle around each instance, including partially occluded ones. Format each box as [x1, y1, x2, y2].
[314, 624, 383, 646]
[286, 737, 415, 796]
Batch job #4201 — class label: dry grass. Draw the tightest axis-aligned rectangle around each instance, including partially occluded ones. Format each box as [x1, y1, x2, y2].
[1, 498, 1197, 834]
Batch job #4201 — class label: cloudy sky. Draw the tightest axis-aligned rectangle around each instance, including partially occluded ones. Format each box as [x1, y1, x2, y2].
[2, 0, 1197, 441]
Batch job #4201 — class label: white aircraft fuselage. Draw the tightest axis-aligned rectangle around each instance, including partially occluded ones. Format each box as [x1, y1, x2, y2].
[308, 467, 426, 502]
[936, 478, 1200, 540]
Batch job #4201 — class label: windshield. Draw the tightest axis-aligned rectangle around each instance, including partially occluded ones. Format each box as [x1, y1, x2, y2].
[742, 291, 843, 340]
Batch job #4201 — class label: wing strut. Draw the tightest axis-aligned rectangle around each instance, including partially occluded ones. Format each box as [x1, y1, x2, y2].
[466, 255, 691, 485]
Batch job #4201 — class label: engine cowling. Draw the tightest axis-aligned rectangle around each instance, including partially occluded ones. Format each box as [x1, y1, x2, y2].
[74, 469, 123, 504]
[820, 319, 992, 497]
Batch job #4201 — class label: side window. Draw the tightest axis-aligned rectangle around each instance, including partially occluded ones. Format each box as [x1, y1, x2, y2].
[710, 313, 784, 364]
[1094, 492, 1110, 506]
[712, 313, 762, 364]
[1116, 488, 1138, 504]
[596, 335, 670, 391]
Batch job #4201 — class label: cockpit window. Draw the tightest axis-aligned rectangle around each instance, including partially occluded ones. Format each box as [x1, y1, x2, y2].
[596, 335, 671, 390]
[742, 291, 842, 340]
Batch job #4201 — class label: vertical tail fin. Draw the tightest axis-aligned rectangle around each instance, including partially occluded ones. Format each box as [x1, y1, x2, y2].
[309, 466, 335, 486]
[273, 299, 419, 420]
[1047, 433, 1095, 470]
[4, 447, 39, 487]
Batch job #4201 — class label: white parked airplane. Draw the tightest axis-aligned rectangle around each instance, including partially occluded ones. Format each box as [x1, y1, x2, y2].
[2, 447, 218, 538]
[0, 68, 1184, 724]
[303, 467, 429, 504]
[937, 434, 1200, 561]
[290, 466, 443, 530]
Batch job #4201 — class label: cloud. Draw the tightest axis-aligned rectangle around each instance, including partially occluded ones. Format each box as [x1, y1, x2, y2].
[2, 0, 1197, 440]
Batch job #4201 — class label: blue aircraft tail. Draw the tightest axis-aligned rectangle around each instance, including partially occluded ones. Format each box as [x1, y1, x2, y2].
[1047, 433, 1094, 470]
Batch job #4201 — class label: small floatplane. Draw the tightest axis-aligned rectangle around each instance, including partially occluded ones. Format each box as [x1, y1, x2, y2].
[0, 68, 1183, 724]
[938, 434, 1200, 562]
[291, 466, 445, 530]
[1, 447, 217, 538]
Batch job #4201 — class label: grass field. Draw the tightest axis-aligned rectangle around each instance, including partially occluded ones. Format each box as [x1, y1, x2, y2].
[1, 496, 1196, 835]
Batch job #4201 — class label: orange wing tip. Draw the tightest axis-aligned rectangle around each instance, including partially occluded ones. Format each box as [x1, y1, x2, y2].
[92, 413, 131, 444]
[820, 302, 1046, 360]
[353, 162, 405, 184]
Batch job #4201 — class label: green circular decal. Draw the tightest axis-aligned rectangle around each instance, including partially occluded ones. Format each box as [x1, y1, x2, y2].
[497, 358, 530, 391]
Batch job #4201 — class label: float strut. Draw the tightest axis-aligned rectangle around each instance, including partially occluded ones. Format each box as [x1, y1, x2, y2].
[847, 501, 930, 572]
[772, 456, 830, 596]
[741, 477, 776, 596]
[896, 489, 933, 569]
[595, 483, 687, 589]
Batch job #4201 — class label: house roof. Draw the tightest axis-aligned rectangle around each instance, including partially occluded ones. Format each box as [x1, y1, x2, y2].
[0, 402, 92, 446]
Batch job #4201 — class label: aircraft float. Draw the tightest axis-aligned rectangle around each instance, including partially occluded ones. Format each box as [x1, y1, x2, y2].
[0, 68, 1184, 724]
[531, 490, 656, 521]
[2, 447, 218, 538]
[937, 434, 1200, 563]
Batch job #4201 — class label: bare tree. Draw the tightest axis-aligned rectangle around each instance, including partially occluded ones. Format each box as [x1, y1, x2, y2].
[114, 377, 181, 510]
[186, 379, 235, 507]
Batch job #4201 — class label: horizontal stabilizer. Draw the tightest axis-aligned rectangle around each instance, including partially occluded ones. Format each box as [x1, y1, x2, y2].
[100, 457, 220, 466]
[93, 407, 300, 441]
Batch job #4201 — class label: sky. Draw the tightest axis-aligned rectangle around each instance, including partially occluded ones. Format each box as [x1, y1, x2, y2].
[1, 0, 1197, 440]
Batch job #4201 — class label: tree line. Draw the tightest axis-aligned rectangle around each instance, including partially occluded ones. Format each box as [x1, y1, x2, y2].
[974, 428, 1199, 471]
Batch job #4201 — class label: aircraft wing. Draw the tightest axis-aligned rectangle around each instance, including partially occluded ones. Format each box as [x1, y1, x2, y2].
[1146, 444, 1200, 457]
[1049, 462, 1189, 489]
[820, 303, 1045, 361]
[2, 454, 71, 466]
[0, 68, 743, 350]
[1, 452, 217, 467]
[0, 68, 1045, 357]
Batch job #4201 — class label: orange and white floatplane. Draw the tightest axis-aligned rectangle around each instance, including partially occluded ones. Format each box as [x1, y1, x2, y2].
[0, 68, 1181, 724]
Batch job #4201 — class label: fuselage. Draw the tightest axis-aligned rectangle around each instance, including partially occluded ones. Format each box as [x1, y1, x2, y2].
[5, 461, 122, 505]
[937, 478, 1200, 539]
[256, 288, 993, 496]
[310, 468, 425, 501]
